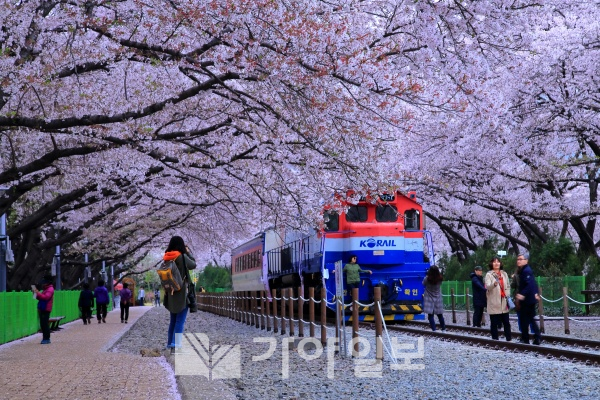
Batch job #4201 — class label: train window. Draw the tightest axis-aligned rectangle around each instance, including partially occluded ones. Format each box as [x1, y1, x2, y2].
[346, 206, 367, 222]
[376, 204, 398, 222]
[405, 209, 420, 230]
[324, 210, 339, 231]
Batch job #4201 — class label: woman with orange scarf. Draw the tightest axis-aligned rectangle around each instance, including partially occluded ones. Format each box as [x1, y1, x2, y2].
[484, 257, 512, 341]
[163, 236, 196, 353]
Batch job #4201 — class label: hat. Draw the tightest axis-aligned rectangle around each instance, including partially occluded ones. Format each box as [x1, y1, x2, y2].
[474, 265, 482, 271]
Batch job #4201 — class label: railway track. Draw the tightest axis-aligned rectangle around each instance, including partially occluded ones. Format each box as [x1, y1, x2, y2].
[357, 321, 600, 366]
[401, 320, 600, 350]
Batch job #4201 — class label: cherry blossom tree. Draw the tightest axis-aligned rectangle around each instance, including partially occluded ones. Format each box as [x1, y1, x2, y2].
[3, 0, 586, 288]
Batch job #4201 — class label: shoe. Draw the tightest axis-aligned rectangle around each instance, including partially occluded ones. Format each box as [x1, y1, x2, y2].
[125, 320, 128, 323]
[121, 320, 124, 323]
[533, 339, 542, 345]
[519, 340, 529, 345]
[88, 318, 91, 324]
[170, 347, 176, 355]
[40, 339, 51, 344]
[83, 321, 87, 325]
[102, 318, 106, 323]
[98, 320, 101, 324]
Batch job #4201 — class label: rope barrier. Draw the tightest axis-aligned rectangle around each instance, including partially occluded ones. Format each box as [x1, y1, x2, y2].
[540, 295, 564, 303]
[565, 295, 600, 305]
[377, 301, 398, 364]
[566, 317, 600, 323]
[355, 300, 375, 307]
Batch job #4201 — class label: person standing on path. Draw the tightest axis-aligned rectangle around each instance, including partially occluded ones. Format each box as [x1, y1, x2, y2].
[154, 288, 161, 307]
[120, 282, 132, 323]
[94, 279, 110, 324]
[163, 236, 196, 353]
[138, 287, 145, 306]
[78, 282, 94, 325]
[470, 265, 487, 327]
[515, 252, 542, 345]
[484, 257, 512, 341]
[33, 274, 55, 344]
[423, 266, 446, 332]
[511, 260, 536, 335]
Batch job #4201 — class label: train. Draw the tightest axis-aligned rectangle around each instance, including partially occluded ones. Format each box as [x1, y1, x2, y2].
[231, 189, 435, 321]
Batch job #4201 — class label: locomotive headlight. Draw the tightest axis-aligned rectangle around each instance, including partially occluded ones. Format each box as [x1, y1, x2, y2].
[393, 279, 403, 293]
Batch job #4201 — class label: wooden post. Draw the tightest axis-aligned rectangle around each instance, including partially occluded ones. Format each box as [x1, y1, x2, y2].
[226, 292, 230, 319]
[266, 290, 271, 331]
[247, 291, 251, 324]
[288, 288, 295, 337]
[298, 286, 304, 337]
[352, 287, 359, 357]
[538, 286, 545, 334]
[563, 286, 570, 334]
[236, 292, 241, 322]
[451, 288, 457, 324]
[239, 292, 243, 323]
[320, 287, 327, 346]
[281, 288, 287, 335]
[374, 286, 383, 360]
[253, 291, 259, 327]
[309, 287, 315, 338]
[261, 291, 266, 330]
[584, 291, 590, 316]
[254, 291, 262, 329]
[465, 287, 471, 326]
[272, 288, 278, 334]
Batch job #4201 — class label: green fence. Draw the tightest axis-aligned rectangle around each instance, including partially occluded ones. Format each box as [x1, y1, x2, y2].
[0, 291, 113, 345]
[441, 276, 586, 312]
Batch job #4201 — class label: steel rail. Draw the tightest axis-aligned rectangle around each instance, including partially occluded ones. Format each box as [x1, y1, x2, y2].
[399, 320, 600, 350]
[361, 323, 600, 366]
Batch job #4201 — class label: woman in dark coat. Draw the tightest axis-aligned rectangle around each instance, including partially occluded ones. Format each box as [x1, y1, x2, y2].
[422, 266, 446, 331]
[163, 236, 196, 353]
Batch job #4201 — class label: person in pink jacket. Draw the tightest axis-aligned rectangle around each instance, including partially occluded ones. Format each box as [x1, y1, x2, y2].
[33, 274, 55, 344]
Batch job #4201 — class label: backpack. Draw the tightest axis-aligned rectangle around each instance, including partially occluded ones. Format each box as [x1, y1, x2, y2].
[157, 259, 183, 295]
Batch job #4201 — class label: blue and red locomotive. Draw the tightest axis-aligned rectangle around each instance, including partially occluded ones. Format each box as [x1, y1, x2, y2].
[231, 189, 435, 321]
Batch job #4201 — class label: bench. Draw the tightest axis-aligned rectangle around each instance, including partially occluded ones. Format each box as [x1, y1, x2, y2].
[581, 291, 600, 315]
[49, 316, 65, 331]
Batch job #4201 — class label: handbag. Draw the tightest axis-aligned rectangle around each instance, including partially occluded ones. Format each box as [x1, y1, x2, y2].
[187, 282, 198, 313]
[182, 256, 198, 313]
[507, 296, 516, 311]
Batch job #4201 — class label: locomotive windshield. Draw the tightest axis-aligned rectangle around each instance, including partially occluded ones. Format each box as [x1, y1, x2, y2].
[376, 204, 398, 222]
[405, 209, 420, 230]
[345, 206, 367, 222]
[324, 210, 339, 231]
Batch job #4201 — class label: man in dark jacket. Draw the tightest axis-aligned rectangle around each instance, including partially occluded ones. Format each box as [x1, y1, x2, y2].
[470, 266, 487, 327]
[78, 282, 94, 325]
[515, 252, 542, 345]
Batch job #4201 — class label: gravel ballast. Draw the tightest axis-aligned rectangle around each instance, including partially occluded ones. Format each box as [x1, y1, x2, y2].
[110, 307, 600, 400]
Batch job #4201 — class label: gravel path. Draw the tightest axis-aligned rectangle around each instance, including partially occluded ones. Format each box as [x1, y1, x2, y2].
[110, 307, 600, 400]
